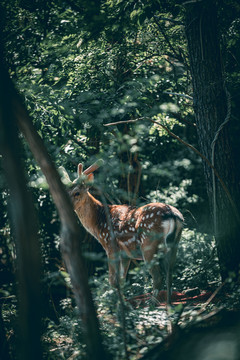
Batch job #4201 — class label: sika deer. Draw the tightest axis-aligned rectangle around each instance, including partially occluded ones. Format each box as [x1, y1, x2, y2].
[63, 161, 184, 305]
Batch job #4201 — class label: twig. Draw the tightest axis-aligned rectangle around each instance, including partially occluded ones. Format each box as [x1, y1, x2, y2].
[133, 155, 142, 205]
[163, 91, 193, 100]
[154, 15, 184, 26]
[154, 18, 183, 62]
[183, 0, 203, 5]
[197, 280, 226, 316]
[104, 118, 143, 127]
[103, 118, 142, 127]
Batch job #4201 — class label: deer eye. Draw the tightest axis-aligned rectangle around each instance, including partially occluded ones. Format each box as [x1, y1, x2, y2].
[74, 192, 80, 197]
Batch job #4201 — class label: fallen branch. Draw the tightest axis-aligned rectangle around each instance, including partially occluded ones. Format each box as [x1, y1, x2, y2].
[197, 280, 226, 316]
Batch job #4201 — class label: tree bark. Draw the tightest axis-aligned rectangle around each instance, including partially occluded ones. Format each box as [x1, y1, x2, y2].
[185, 0, 240, 278]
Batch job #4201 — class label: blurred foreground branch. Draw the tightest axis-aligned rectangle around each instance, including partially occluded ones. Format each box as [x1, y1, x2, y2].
[0, 66, 109, 360]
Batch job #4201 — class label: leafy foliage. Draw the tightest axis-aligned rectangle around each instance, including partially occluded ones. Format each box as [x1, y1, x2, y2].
[1, 0, 240, 359]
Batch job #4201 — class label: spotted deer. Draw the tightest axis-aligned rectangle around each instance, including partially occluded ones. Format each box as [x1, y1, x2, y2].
[63, 161, 184, 305]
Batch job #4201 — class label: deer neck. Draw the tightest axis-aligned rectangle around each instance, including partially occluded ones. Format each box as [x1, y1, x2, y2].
[75, 191, 103, 239]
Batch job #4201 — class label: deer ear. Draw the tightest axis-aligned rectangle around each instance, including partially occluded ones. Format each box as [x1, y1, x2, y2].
[87, 173, 94, 182]
[59, 166, 72, 185]
[78, 163, 83, 176]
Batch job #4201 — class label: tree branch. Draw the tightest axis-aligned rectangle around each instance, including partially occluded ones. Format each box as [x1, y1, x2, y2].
[153, 18, 183, 63]
[0, 67, 42, 360]
[163, 91, 193, 100]
[154, 15, 184, 25]
[104, 117, 240, 224]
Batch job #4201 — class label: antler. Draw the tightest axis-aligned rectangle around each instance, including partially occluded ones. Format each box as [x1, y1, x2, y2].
[73, 159, 103, 183]
[78, 163, 83, 176]
[83, 160, 102, 175]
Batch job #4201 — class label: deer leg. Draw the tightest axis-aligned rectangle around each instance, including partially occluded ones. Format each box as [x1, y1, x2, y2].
[165, 227, 182, 306]
[165, 245, 178, 306]
[142, 242, 163, 297]
[107, 254, 130, 287]
[120, 258, 131, 281]
[150, 264, 163, 297]
[107, 255, 118, 287]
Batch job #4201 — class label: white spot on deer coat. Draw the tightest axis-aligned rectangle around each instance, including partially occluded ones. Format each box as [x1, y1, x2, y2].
[127, 237, 135, 245]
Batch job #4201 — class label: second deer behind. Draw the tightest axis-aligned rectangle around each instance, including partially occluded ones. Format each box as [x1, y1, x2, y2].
[67, 161, 184, 305]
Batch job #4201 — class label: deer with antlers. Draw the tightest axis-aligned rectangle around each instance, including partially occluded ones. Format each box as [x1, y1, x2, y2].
[62, 161, 184, 305]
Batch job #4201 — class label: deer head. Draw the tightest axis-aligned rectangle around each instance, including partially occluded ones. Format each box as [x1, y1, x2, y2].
[68, 163, 96, 210]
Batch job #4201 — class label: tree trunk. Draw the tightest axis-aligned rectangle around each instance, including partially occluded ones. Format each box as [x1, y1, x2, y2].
[0, 65, 42, 360]
[0, 65, 110, 360]
[185, 0, 240, 279]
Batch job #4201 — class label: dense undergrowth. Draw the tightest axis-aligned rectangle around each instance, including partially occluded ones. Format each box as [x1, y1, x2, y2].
[1, 227, 224, 360]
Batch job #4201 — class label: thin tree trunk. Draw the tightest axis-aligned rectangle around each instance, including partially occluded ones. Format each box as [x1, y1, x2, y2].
[185, 0, 240, 278]
[0, 66, 109, 360]
[0, 66, 42, 359]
